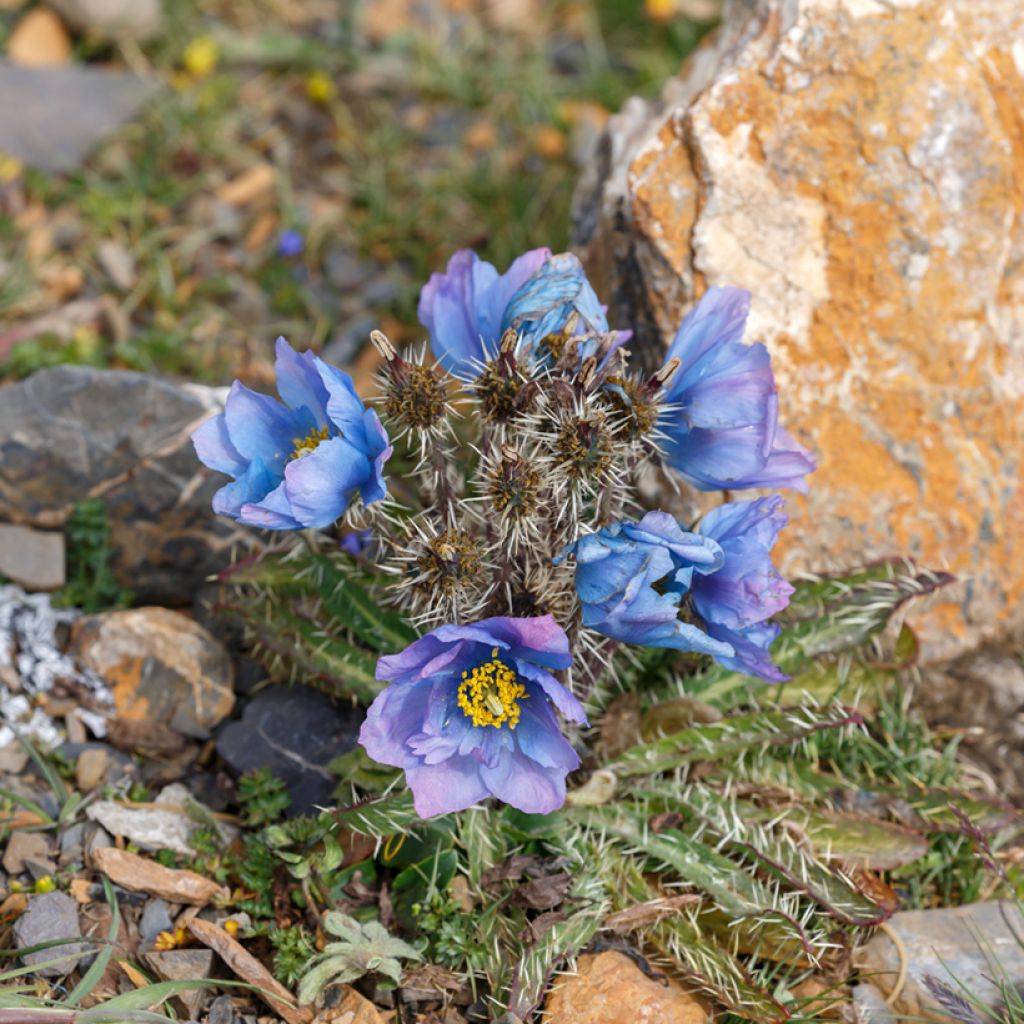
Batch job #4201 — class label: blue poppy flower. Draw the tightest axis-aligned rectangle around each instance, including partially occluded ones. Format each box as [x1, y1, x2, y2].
[418, 248, 623, 377]
[659, 287, 816, 492]
[417, 248, 550, 377]
[692, 496, 794, 682]
[557, 511, 733, 658]
[192, 337, 391, 530]
[359, 615, 587, 817]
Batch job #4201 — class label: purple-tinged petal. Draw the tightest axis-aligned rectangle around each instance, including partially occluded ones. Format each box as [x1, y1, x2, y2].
[515, 697, 582, 768]
[705, 621, 789, 683]
[517, 664, 588, 725]
[405, 758, 490, 817]
[192, 412, 247, 476]
[477, 247, 550, 344]
[464, 613, 572, 671]
[664, 286, 751, 375]
[726, 425, 817, 492]
[479, 746, 567, 815]
[359, 680, 434, 769]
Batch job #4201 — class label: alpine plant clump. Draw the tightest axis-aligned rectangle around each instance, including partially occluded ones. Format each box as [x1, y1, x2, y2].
[194, 248, 816, 818]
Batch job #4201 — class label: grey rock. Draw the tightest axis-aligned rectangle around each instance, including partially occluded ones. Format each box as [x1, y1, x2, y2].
[217, 685, 361, 814]
[59, 822, 85, 867]
[145, 948, 216, 1016]
[207, 994, 236, 1024]
[852, 983, 894, 1024]
[139, 899, 174, 945]
[918, 648, 1024, 804]
[45, 0, 163, 41]
[0, 366, 253, 605]
[0, 63, 157, 174]
[0, 525, 65, 590]
[13, 891, 87, 978]
[82, 821, 112, 860]
[3, 831, 51, 874]
[855, 900, 1024, 1019]
[87, 782, 200, 856]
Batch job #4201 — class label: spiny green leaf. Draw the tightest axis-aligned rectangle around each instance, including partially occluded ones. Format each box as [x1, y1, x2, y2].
[607, 704, 862, 778]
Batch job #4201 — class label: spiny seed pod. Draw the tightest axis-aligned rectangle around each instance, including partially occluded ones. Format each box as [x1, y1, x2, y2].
[481, 444, 545, 547]
[372, 331, 451, 448]
[388, 519, 491, 625]
[599, 374, 662, 446]
[503, 563, 576, 623]
[473, 329, 537, 425]
[549, 409, 618, 488]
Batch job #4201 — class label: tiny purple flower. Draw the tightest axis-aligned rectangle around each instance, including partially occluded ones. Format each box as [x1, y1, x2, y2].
[692, 496, 794, 682]
[659, 287, 816, 492]
[359, 615, 587, 818]
[277, 229, 305, 258]
[192, 337, 391, 530]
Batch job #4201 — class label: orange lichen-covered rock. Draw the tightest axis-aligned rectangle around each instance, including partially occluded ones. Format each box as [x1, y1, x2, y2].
[573, 0, 1024, 660]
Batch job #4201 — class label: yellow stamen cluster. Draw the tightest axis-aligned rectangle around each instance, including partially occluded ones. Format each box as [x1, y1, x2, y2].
[458, 648, 527, 729]
[291, 424, 331, 460]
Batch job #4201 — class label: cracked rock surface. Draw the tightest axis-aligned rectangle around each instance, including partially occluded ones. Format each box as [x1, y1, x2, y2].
[0, 365, 251, 605]
[572, 0, 1024, 661]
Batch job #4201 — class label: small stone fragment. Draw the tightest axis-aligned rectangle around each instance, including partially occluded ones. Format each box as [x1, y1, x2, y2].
[3, 831, 52, 874]
[187, 917, 311, 1024]
[45, 0, 163, 41]
[139, 899, 174, 945]
[7, 8, 72, 66]
[0, 525, 65, 590]
[13, 891, 87, 978]
[145, 948, 216, 1016]
[96, 239, 137, 291]
[71, 607, 234, 739]
[86, 796, 196, 855]
[313, 987, 388, 1024]
[75, 747, 110, 792]
[856, 901, 1024, 1018]
[207, 995, 237, 1024]
[91, 847, 226, 906]
[543, 951, 707, 1024]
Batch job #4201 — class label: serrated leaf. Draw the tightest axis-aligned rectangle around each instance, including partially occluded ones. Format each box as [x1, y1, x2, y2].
[607, 704, 862, 778]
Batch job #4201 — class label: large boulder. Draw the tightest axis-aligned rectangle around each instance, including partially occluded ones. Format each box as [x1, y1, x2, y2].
[573, 0, 1024, 660]
[0, 366, 250, 604]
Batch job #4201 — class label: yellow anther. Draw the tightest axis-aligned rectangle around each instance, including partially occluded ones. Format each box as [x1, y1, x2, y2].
[457, 654, 528, 730]
[290, 424, 331, 460]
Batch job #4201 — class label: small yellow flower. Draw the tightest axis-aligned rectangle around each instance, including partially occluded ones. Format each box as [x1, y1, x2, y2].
[645, 0, 677, 21]
[154, 930, 177, 951]
[34, 876, 56, 894]
[306, 70, 335, 104]
[223, 918, 240, 937]
[183, 36, 218, 78]
[0, 152, 23, 185]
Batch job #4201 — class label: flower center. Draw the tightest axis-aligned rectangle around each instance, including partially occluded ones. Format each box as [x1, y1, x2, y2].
[290, 424, 331, 460]
[458, 648, 528, 729]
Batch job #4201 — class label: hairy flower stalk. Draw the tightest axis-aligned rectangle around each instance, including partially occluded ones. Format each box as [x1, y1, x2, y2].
[196, 249, 815, 816]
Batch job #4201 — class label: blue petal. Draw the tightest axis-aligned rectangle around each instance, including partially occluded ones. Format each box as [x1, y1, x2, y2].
[315, 360, 369, 443]
[238, 479, 302, 530]
[418, 250, 495, 375]
[211, 457, 277, 519]
[514, 695, 583, 768]
[283, 435, 371, 528]
[705, 620, 789, 682]
[223, 381, 312, 470]
[274, 337, 329, 425]
[192, 412, 247, 476]
[664, 286, 751, 372]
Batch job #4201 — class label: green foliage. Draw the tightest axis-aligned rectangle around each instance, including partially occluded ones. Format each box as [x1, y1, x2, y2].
[216, 545, 414, 701]
[237, 767, 292, 826]
[269, 925, 317, 988]
[56, 499, 133, 613]
[297, 911, 422, 1006]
